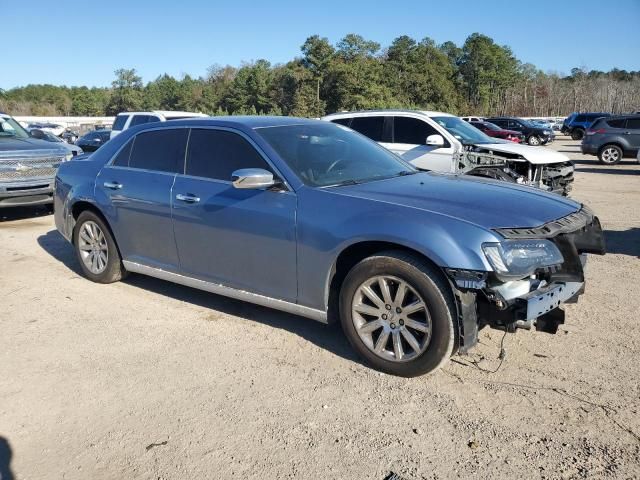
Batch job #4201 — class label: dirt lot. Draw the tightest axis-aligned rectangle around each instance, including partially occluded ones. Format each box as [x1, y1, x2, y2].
[1, 138, 639, 479]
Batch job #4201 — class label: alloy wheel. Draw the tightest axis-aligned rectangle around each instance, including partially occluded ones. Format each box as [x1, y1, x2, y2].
[351, 275, 431, 362]
[78, 220, 109, 274]
[528, 135, 540, 146]
[601, 147, 620, 164]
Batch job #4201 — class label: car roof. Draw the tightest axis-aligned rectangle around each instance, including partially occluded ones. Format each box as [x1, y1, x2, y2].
[127, 116, 324, 132]
[323, 109, 455, 118]
[117, 110, 208, 118]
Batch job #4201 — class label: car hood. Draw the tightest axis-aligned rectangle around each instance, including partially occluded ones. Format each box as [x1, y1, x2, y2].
[475, 142, 569, 164]
[331, 172, 581, 230]
[0, 136, 68, 154]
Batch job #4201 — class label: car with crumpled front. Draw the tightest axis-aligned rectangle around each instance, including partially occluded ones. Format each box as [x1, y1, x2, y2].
[0, 112, 72, 208]
[323, 110, 574, 195]
[54, 116, 605, 377]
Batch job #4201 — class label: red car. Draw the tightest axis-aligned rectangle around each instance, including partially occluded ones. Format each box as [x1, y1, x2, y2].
[470, 121, 524, 143]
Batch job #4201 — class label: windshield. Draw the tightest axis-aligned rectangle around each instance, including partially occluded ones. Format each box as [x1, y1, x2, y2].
[432, 116, 493, 144]
[257, 122, 416, 187]
[0, 116, 30, 139]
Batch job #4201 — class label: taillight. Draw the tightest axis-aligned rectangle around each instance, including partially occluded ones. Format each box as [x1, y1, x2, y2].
[586, 129, 606, 135]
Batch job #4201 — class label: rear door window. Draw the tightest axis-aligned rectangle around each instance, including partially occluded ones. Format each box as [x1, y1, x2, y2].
[185, 128, 272, 181]
[393, 116, 440, 145]
[625, 118, 640, 130]
[349, 116, 385, 142]
[606, 118, 626, 129]
[112, 114, 129, 131]
[128, 129, 188, 173]
[574, 115, 586, 123]
[111, 139, 134, 167]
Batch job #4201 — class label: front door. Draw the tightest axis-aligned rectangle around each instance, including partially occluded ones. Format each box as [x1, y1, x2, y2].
[95, 128, 188, 270]
[381, 116, 454, 172]
[171, 128, 298, 302]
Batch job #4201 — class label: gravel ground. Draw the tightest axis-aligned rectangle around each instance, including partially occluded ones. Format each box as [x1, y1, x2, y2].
[1, 138, 639, 479]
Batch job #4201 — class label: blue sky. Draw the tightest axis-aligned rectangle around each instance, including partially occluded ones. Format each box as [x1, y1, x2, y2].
[3, 0, 639, 89]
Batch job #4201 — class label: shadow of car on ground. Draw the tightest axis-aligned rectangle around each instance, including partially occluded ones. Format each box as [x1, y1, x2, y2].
[604, 228, 640, 258]
[36, 229, 360, 366]
[0, 205, 52, 222]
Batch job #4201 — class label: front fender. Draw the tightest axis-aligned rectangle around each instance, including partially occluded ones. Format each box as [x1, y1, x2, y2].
[296, 187, 499, 311]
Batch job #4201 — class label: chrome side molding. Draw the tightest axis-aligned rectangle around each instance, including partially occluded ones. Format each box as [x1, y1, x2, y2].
[122, 261, 328, 323]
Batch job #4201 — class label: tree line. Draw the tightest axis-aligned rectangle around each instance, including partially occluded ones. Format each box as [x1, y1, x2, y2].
[2, 33, 639, 118]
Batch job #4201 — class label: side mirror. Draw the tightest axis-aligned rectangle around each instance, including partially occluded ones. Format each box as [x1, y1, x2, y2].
[30, 129, 45, 139]
[425, 134, 445, 147]
[231, 168, 275, 190]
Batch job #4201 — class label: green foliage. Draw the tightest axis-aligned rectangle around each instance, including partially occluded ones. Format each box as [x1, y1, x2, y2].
[2, 34, 639, 118]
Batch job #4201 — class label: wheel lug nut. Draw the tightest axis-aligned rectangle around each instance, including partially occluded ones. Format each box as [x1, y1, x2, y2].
[399, 319, 404, 326]
[390, 323, 396, 329]
[385, 304, 391, 310]
[382, 314, 387, 320]
[396, 307, 402, 313]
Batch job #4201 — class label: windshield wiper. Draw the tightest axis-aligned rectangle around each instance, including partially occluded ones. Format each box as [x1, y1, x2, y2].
[396, 170, 418, 176]
[324, 179, 360, 187]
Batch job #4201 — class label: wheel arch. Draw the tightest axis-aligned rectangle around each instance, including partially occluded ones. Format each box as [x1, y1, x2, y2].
[69, 201, 121, 254]
[324, 240, 450, 324]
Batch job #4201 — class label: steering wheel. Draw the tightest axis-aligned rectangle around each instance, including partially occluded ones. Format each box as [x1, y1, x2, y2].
[326, 158, 348, 174]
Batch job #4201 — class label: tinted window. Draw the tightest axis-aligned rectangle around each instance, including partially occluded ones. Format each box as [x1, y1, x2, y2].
[129, 129, 188, 173]
[129, 115, 151, 127]
[606, 118, 626, 128]
[489, 119, 506, 128]
[99, 131, 111, 141]
[626, 118, 640, 130]
[113, 115, 128, 130]
[330, 118, 351, 127]
[349, 116, 384, 142]
[185, 129, 271, 181]
[393, 117, 439, 144]
[112, 139, 133, 167]
[148, 116, 161, 122]
[575, 115, 586, 123]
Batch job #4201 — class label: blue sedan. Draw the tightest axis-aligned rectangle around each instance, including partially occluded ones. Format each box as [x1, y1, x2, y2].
[54, 117, 605, 376]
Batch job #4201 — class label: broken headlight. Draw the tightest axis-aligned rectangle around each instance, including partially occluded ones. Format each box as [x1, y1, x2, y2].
[482, 240, 564, 281]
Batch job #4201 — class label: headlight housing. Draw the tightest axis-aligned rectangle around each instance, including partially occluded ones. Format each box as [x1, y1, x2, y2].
[64, 152, 73, 162]
[482, 240, 564, 281]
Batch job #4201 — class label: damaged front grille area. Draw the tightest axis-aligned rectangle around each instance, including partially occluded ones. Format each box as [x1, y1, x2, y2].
[495, 207, 596, 239]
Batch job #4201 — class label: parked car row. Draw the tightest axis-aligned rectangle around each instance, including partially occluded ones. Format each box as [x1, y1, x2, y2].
[53, 116, 605, 377]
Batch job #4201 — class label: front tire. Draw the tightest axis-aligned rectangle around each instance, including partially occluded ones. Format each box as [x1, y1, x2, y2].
[598, 144, 623, 165]
[339, 251, 456, 377]
[73, 210, 126, 283]
[527, 135, 541, 146]
[571, 129, 584, 140]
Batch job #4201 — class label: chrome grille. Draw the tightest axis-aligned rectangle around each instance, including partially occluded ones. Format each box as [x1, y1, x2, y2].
[0, 150, 64, 182]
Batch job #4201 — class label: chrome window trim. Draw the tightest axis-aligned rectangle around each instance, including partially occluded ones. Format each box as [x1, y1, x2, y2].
[122, 260, 327, 323]
[105, 125, 292, 191]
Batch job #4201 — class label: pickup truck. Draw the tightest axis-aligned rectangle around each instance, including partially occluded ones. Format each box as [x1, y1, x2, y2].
[1, 112, 72, 208]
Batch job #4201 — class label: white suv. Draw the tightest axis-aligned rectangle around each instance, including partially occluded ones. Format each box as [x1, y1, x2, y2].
[110, 111, 208, 139]
[322, 110, 575, 196]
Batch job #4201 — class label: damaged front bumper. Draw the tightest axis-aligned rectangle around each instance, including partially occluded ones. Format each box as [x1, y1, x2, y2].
[447, 207, 605, 353]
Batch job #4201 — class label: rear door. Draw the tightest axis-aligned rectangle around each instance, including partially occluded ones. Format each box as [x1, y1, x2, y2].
[624, 117, 640, 153]
[385, 116, 454, 172]
[171, 128, 297, 301]
[96, 128, 188, 270]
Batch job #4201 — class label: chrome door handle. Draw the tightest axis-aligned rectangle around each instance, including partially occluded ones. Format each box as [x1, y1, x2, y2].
[176, 193, 200, 203]
[103, 181, 122, 190]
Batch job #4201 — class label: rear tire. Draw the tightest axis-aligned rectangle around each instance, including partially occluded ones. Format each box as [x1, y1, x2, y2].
[598, 144, 623, 165]
[339, 251, 457, 377]
[73, 210, 127, 283]
[571, 129, 585, 140]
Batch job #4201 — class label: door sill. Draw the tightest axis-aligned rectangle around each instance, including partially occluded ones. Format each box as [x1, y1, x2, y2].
[122, 260, 328, 323]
